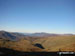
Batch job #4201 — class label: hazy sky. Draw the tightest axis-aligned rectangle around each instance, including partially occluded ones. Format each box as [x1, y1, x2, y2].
[0, 0, 75, 34]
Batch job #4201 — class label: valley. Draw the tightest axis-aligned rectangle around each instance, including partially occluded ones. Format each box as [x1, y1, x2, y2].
[0, 31, 75, 52]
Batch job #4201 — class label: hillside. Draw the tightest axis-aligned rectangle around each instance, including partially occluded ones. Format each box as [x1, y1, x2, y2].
[33, 35, 75, 51]
[0, 31, 75, 52]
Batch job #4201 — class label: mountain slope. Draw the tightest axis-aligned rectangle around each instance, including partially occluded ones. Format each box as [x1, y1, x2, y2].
[0, 31, 17, 41]
[33, 35, 75, 51]
[0, 30, 75, 52]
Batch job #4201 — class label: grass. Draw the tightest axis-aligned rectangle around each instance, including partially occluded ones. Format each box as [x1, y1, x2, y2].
[0, 35, 75, 52]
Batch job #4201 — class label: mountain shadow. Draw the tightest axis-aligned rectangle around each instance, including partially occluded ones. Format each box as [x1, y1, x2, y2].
[34, 43, 44, 49]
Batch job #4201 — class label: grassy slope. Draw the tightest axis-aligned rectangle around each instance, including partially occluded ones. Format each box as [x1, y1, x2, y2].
[0, 38, 44, 52]
[33, 35, 75, 51]
[0, 35, 75, 52]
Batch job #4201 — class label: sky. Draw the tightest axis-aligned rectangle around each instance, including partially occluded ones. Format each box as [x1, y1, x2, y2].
[0, 0, 75, 34]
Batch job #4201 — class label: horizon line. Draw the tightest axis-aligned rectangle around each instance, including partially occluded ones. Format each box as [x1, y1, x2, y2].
[0, 30, 75, 35]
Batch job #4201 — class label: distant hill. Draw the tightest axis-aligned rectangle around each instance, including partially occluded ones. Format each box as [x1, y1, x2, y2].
[27, 32, 59, 37]
[19, 32, 74, 37]
[0, 31, 17, 41]
[0, 30, 74, 39]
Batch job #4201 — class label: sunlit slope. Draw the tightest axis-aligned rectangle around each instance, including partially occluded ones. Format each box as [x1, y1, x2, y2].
[0, 38, 44, 52]
[33, 35, 75, 51]
[61, 43, 75, 51]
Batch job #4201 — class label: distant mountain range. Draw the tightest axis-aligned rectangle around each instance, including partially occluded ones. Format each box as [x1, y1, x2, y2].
[0, 30, 74, 40]
[26, 32, 59, 37]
